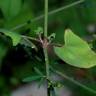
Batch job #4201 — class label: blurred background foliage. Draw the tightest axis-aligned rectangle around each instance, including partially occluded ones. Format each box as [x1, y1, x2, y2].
[0, 0, 96, 95]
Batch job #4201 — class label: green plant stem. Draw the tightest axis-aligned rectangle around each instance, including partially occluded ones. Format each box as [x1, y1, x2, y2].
[44, 0, 48, 37]
[43, 48, 50, 96]
[44, 0, 50, 96]
[44, 48, 50, 79]
[51, 67, 96, 94]
[44, 0, 49, 78]
[11, 0, 85, 31]
[21, 35, 40, 42]
[44, 0, 49, 79]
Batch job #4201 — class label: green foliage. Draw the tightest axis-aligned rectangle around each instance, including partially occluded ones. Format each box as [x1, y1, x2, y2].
[0, 29, 21, 46]
[54, 29, 96, 68]
[0, 0, 96, 95]
[48, 33, 56, 42]
[4, 1, 35, 31]
[0, 0, 22, 20]
[34, 27, 43, 35]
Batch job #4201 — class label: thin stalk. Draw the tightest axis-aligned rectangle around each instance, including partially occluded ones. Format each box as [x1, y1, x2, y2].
[44, 0, 48, 37]
[44, 0, 49, 79]
[21, 35, 40, 42]
[44, 0, 50, 96]
[51, 68, 96, 94]
[11, 0, 85, 31]
[44, 48, 50, 79]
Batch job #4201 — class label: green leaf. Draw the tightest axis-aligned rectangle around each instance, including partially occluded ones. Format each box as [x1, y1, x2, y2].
[48, 33, 56, 42]
[0, 0, 22, 20]
[0, 29, 21, 46]
[34, 27, 43, 35]
[54, 29, 96, 68]
[4, 2, 34, 30]
[34, 67, 43, 76]
[23, 75, 43, 83]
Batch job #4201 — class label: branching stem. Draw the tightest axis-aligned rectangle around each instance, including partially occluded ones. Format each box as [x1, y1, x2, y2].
[51, 67, 96, 94]
[11, 0, 85, 31]
[43, 0, 50, 96]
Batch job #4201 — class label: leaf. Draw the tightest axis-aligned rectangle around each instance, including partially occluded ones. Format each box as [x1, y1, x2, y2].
[54, 29, 96, 68]
[0, 29, 21, 46]
[34, 67, 43, 76]
[4, 2, 34, 30]
[0, 0, 22, 20]
[48, 33, 56, 42]
[23, 75, 43, 83]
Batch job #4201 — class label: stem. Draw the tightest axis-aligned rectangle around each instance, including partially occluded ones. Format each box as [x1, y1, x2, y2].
[51, 67, 96, 94]
[44, 0, 49, 79]
[44, 0, 50, 96]
[11, 0, 85, 31]
[44, 48, 50, 79]
[21, 35, 40, 43]
[44, 0, 48, 37]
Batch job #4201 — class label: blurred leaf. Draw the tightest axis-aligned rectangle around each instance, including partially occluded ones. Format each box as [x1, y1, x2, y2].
[0, 0, 22, 20]
[0, 29, 21, 46]
[54, 29, 96, 68]
[78, 0, 96, 23]
[48, 33, 56, 42]
[34, 27, 43, 35]
[34, 67, 43, 76]
[4, 1, 34, 30]
[23, 75, 43, 82]
[92, 39, 96, 52]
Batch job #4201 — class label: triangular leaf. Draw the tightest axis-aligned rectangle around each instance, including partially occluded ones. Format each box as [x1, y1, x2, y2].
[54, 29, 96, 68]
[0, 29, 21, 46]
